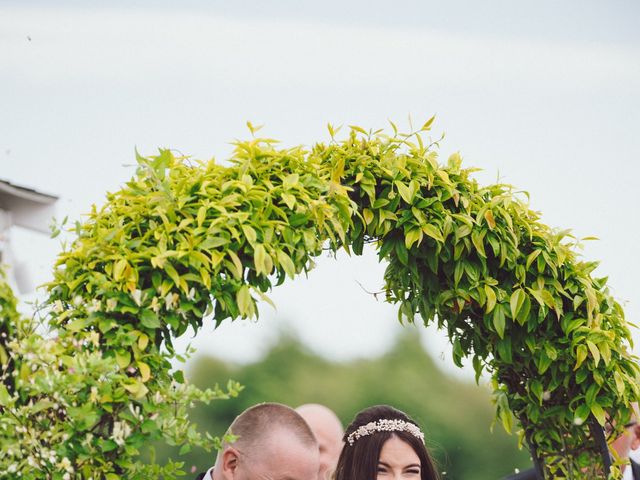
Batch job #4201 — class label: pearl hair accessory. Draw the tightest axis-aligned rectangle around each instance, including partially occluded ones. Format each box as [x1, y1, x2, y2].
[346, 419, 425, 446]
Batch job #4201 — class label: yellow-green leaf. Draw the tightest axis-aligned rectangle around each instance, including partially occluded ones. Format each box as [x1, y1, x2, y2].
[242, 225, 257, 244]
[138, 333, 149, 351]
[138, 362, 151, 382]
[405, 228, 423, 250]
[226, 250, 244, 279]
[590, 402, 606, 425]
[276, 250, 296, 279]
[422, 224, 444, 243]
[574, 344, 587, 370]
[115, 350, 131, 369]
[510, 289, 525, 320]
[113, 259, 128, 281]
[197, 206, 207, 227]
[236, 285, 253, 317]
[395, 181, 414, 204]
[281, 193, 296, 210]
[485, 285, 497, 314]
[484, 210, 496, 229]
[586, 340, 600, 367]
[614, 371, 625, 395]
[254, 244, 268, 276]
[363, 208, 374, 226]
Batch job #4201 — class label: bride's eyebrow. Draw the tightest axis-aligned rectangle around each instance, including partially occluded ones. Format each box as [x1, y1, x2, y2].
[378, 462, 391, 468]
[404, 464, 421, 469]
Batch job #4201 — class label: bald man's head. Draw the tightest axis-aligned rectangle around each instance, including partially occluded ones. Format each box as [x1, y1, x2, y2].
[226, 402, 317, 452]
[214, 403, 319, 480]
[296, 404, 344, 480]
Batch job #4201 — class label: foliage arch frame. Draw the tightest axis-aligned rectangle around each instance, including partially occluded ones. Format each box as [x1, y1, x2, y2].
[0, 122, 638, 479]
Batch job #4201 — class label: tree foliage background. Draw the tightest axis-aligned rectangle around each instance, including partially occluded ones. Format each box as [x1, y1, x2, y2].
[156, 331, 531, 480]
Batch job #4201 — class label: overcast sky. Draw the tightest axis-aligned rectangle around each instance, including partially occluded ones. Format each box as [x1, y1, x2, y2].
[1, 1, 639, 379]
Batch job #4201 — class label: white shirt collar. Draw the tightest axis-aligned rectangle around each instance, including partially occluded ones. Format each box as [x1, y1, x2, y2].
[205, 466, 215, 480]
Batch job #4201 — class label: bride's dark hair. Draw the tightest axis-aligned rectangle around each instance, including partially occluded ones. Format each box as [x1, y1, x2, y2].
[334, 405, 439, 480]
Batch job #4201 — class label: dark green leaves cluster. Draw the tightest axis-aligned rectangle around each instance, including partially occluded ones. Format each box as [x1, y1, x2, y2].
[0, 122, 637, 478]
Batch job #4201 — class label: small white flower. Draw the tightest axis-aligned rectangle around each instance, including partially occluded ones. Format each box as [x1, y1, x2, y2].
[112, 421, 132, 446]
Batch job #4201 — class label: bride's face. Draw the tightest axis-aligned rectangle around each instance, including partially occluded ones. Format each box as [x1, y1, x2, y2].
[376, 436, 421, 480]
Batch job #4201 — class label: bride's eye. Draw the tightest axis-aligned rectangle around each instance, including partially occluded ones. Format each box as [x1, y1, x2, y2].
[377, 465, 388, 474]
[405, 468, 421, 475]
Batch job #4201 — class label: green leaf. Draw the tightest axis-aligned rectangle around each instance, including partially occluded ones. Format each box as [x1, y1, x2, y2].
[516, 293, 531, 326]
[115, 350, 131, 369]
[510, 289, 526, 320]
[526, 250, 541, 270]
[242, 225, 257, 244]
[362, 208, 374, 225]
[281, 193, 296, 209]
[471, 230, 486, 258]
[421, 115, 436, 131]
[276, 250, 296, 279]
[421, 224, 443, 243]
[140, 310, 161, 329]
[66, 317, 88, 332]
[113, 258, 128, 281]
[236, 285, 253, 317]
[585, 383, 599, 407]
[472, 355, 483, 384]
[484, 285, 497, 314]
[137, 361, 151, 382]
[574, 403, 590, 425]
[574, 344, 588, 370]
[197, 206, 207, 227]
[0, 385, 11, 405]
[599, 341, 611, 365]
[493, 305, 506, 338]
[590, 402, 606, 425]
[405, 228, 423, 249]
[530, 380, 543, 402]
[395, 181, 415, 204]
[226, 250, 244, 279]
[614, 371, 625, 395]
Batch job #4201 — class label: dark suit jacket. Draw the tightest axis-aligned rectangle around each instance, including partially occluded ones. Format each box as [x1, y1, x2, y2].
[195, 473, 207, 480]
[632, 459, 640, 480]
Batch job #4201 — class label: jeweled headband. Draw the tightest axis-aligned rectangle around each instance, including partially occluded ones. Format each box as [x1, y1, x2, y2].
[346, 419, 425, 446]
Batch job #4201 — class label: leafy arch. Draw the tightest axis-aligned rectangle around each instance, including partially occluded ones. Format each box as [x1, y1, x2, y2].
[0, 123, 637, 479]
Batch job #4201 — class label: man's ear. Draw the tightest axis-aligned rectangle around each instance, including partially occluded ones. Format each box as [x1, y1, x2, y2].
[631, 424, 640, 451]
[220, 447, 241, 479]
